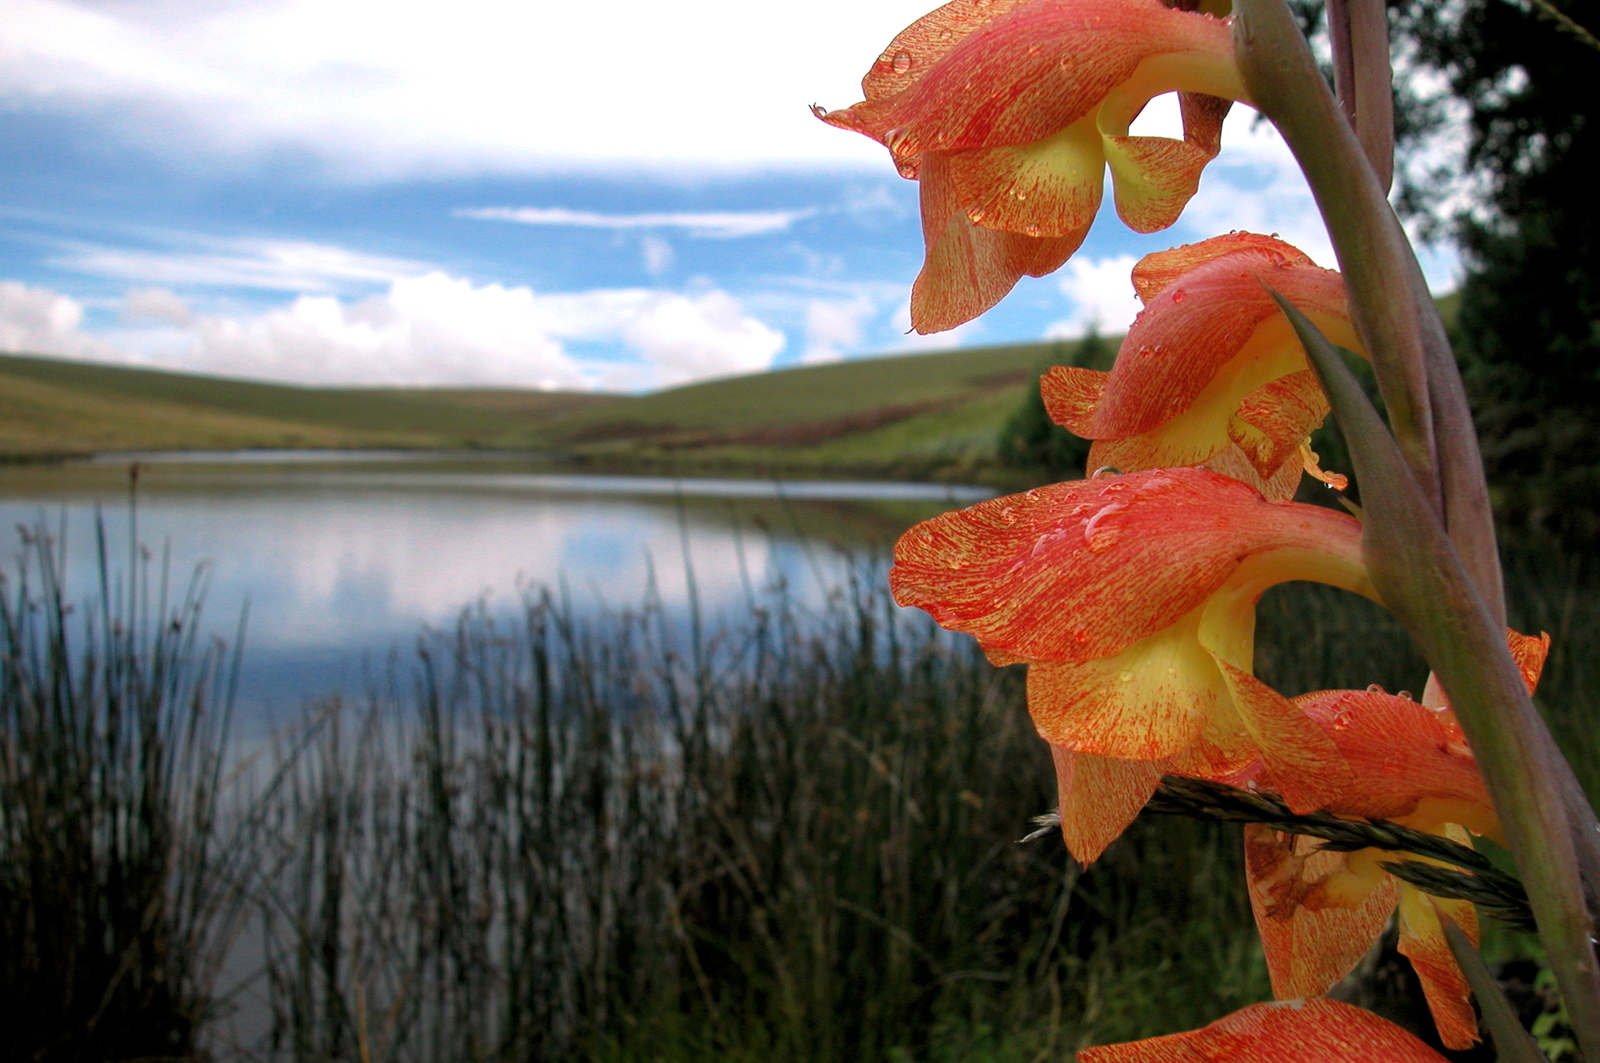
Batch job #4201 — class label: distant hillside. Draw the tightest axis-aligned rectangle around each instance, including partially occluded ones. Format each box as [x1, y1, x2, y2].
[0, 352, 618, 455]
[0, 341, 1096, 482]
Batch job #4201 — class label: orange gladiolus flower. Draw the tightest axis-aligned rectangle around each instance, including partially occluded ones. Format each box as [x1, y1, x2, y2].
[890, 466, 1377, 862]
[1240, 631, 1550, 1050]
[1043, 232, 1362, 499]
[814, 0, 1246, 333]
[1076, 997, 1452, 1062]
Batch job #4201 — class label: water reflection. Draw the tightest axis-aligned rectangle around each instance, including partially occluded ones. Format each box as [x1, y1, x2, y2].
[0, 453, 994, 714]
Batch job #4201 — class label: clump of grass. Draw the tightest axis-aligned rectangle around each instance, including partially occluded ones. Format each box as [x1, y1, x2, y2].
[0, 520, 247, 1062]
[240, 560, 1270, 1063]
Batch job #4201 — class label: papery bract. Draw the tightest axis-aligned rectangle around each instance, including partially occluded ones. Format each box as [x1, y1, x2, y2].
[815, 0, 1245, 333]
[1043, 232, 1362, 498]
[1076, 997, 1453, 1062]
[891, 467, 1376, 861]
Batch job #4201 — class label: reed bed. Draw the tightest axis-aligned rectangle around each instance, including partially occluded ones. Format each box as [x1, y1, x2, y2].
[0, 521, 248, 1062]
[1, 521, 1595, 1062]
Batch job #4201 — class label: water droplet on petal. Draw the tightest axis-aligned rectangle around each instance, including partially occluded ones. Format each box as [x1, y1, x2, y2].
[1397, 690, 1412, 700]
[1117, 671, 1134, 683]
[1170, 288, 1187, 303]
[891, 50, 914, 75]
[1366, 683, 1385, 694]
[938, 28, 954, 40]
[1023, 224, 1040, 237]
[1071, 626, 1089, 644]
[1091, 466, 1121, 479]
[967, 209, 986, 224]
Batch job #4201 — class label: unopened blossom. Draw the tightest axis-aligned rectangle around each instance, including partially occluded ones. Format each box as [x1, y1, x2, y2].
[815, 0, 1246, 333]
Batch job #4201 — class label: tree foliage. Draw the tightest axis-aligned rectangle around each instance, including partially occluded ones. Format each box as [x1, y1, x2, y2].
[995, 331, 1111, 481]
[1388, 0, 1600, 539]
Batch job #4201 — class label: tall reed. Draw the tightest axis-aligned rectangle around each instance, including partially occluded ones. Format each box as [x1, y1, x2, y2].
[243, 560, 1270, 1063]
[0, 519, 247, 1062]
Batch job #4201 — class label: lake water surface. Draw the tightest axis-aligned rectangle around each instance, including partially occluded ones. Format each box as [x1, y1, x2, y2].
[0, 451, 995, 716]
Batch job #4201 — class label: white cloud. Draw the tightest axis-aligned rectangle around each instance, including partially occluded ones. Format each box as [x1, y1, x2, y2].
[1045, 255, 1141, 339]
[801, 294, 875, 365]
[0, 279, 111, 358]
[621, 289, 784, 387]
[458, 207, 816, 238]
[121, 286, 193, 325]
[7, 271, 784, 391]
[0, 0, 917, 177]
[52, 236, 426, 293]
[641, 235, 674, 278]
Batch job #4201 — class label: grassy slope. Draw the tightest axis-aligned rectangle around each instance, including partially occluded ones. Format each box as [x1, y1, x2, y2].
[0, 341, 1085, 480]
[0, 352, 618, 455]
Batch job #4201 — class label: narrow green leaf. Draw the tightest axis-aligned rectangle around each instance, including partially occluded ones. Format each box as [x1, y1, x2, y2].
[1442, 919, 1552, 1063]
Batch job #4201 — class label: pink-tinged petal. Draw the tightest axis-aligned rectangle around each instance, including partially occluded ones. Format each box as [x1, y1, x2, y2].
[857, 0, 1034, 103]
[822, 0, 1237, 159]
[910, 154, 1084, 333]
[1397, 883, 1481, 1050]
[1422, 626, 1550, 721]
[889, 468, 1366, 664]
[1027, 608, 1221, 758]
[1211, 662, 1348, 812]
[1228, 371, 1331, 484]
[944, 118, 1105, 238]
[1291, 688, 1495, 835]
[1244, 826, 1398, 1000]
[1050, 745, 1164, 863]
[1509, 629, 1551, 693]
[1103, 133, 1219, 233]
[1061, 246, 1355, 441]
[1077, 998, 1454, 1062]
[1197, 440, 1308, 501]
[1130, 231, 1310, 304]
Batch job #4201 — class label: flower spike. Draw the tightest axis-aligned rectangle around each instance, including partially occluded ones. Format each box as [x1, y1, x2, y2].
[816, 0, 1247, 332]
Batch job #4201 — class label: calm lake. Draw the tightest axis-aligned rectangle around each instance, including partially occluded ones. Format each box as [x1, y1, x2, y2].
[0, 451, 994, 719]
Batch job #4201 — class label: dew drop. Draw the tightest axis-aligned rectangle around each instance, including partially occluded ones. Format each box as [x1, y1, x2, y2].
[891, 50, 914, 75]
[1170, 288, 1187, 303]
[938, 28, 954, 40]
[1117, 671, 1134, 683]
[1071, 626, 1089, 644]
[967, 209, 986, 224]
[1366, 683, 1385, 694]
[1397, 690, 1412, 700]
[1024, 224, 1040, 237]
[1091, 466, 1122, 479]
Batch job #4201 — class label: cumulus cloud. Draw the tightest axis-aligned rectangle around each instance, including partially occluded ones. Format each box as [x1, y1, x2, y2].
[0, 279, 111, 358]
[458, 207, 817, 238]
[1045, 255, 1141, 339]
[800, 294, 875, 365]
[5, 271, 784, 391]
[0, 0, 911, 176]
[621, 289, 784, 387]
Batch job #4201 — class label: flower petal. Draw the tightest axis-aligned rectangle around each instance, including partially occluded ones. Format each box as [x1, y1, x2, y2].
[1244, 826, 1399, 1001]
[1050, 745, 1165, 863]
[889, 467, 1366, 664]
[823, 0, 1237, 158]
[944, 118, 1106, 238]
[1227, 370, 1331, 484]
[1210, 661, 1349, 812]
[1131, 231, 1311, 304]
[1077, 998, 1454, 1062]
[910, 153, 1084, 333]
[1397, 883, 1481, 1050]
[1103, 132, 1219, 233]
[1028, 608, 1221, 758]
[1292, 688, 1495, 835]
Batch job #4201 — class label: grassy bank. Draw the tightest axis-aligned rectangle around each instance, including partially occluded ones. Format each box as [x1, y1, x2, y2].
[2, 524, 1595, 1061]
[0, 342, 1079, 486]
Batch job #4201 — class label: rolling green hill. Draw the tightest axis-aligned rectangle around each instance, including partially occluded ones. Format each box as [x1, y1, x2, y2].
[0, 340, 1097, 483]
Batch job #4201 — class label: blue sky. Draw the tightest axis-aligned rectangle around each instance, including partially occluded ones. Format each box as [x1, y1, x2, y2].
[0, 0, 1461, 392]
